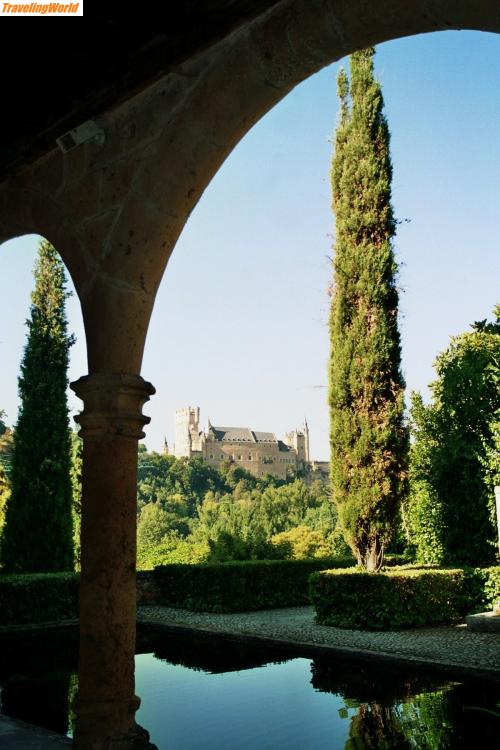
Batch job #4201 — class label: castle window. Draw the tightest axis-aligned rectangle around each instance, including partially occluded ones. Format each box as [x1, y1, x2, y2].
[209, 454, 214, 459]
[238, 455, 242, 460]
[248, 455, 252, 461]
[220, 454, 224, 459]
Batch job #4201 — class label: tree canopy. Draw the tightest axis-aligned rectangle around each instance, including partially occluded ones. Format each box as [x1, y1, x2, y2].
[405, 306, 500, 565]
[328, 48, 408, 570]
[135, 451, 347, 568]
[1, 240, 74, 572]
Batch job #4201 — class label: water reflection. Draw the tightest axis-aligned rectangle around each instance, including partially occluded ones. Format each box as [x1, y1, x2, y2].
[0, 628, 498, 749]
[0, 629, 77, 736]
[312, 660, 499, 749]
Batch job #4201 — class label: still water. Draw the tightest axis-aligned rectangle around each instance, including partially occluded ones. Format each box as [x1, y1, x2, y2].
[0, 628, 499, 749]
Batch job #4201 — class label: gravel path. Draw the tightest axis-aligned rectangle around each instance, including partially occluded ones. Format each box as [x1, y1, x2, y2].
[138, 605, 500, 678]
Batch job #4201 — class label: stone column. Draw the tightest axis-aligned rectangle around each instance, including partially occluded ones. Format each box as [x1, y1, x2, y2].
[70, 373, 157, 750]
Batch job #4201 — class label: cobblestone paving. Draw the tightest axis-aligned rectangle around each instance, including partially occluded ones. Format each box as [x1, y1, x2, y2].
[138, 605, 500, 676]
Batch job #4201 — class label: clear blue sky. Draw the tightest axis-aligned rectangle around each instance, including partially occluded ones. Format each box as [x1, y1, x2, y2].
[1, 31, 499, 460]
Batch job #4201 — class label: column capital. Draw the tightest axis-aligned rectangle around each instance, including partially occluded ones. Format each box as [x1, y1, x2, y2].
[70, 373, 155, 440]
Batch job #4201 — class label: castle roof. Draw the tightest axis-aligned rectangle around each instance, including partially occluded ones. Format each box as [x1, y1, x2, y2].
[252, 431, 276, 443]
[209, 425, 277, 444]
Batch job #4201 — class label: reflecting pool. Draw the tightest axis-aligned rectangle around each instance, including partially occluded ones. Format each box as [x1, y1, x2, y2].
[0, 628, 498, 749]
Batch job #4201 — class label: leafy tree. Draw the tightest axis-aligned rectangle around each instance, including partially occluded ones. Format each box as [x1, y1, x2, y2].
[328, 48, 408, 570]
[135, 450, 342, 563]
[137, 531, 209, 570]
[193, 490, 267, 546]
[206, 530, 289, 562]
[137, 451, 225, 521]
[271, 526, 335, 559]
[137, 502, 171, 548]
[405, 308, 500, 565]
[1, 240, 74, 572]
[191, 479, 342, 557]
[484, 417, 500, 490]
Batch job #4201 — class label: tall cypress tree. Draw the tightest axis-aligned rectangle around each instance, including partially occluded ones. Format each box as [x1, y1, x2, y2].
[329, 48, 407, 571]
[1, 240, 74, 571]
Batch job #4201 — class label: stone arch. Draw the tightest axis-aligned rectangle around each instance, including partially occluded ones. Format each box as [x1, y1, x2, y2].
[5, 3, 498, 376]
[127, 0, 500, 309]
[0, 191, 85, 291]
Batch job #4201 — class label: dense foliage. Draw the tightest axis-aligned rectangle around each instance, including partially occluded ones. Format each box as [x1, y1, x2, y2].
[1, 240, 74, 572]
[0, 410, 12, 463]
[328, 48, 408, 570]
[311, 567, 473, 630]
[70, 431, 82, 568]
[405, 308, 500, 566]
[0, 462, 9, 533]
[136, 451, 348, 568]
[0, 572, 78, 624]
[0, 412, 13, 519]
[463, 565, 500, 613]
[153, 558, 353, 612]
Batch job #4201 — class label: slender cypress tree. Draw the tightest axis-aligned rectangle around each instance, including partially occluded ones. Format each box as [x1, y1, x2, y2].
[329, 48, 408, 571]
[1, 240, 74, 571]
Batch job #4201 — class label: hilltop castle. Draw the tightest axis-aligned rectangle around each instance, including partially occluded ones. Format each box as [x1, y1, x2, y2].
[171, 406, 328, 482]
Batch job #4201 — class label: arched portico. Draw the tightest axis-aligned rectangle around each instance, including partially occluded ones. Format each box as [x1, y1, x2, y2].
[1, 2, 499, 748]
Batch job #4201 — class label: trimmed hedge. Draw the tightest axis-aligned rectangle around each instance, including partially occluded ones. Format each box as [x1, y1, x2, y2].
[1, 563, 496, 628]
[0, 573, 79, 626]
[153, 558, 354, 612]
[310, 567, 471, 630]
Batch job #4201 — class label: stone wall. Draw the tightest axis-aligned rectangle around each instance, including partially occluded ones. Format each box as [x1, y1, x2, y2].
[202, 439, 295, 479]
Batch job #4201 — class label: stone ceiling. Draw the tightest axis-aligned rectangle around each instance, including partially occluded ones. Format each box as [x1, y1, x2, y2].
[0, 1, 281, 182]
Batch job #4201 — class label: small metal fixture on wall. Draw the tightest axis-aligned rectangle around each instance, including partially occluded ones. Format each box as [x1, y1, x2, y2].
[56, 120, 105, 153]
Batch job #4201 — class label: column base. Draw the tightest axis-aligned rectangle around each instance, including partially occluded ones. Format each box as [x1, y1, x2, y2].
[73, 696, 157, 750]
[73, 722, 157, 750]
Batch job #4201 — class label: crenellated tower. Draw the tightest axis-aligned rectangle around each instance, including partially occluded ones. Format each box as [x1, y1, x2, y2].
[174, 406, 201, 457]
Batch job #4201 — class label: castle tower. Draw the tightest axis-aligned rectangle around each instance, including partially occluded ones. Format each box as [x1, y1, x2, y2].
[303, 418, 310, 463]
[174, 406, 200, 458]
[285, 426, 307, 467]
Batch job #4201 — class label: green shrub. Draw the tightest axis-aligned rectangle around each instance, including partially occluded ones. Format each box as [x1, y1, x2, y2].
[310, 568, 470, 630]
[153, 557, 354, 612]
[0, 572, 79, 625]
[463, 566, 500, 613]
[482, 566, 500, 609]
[270, 526, 336, 560]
